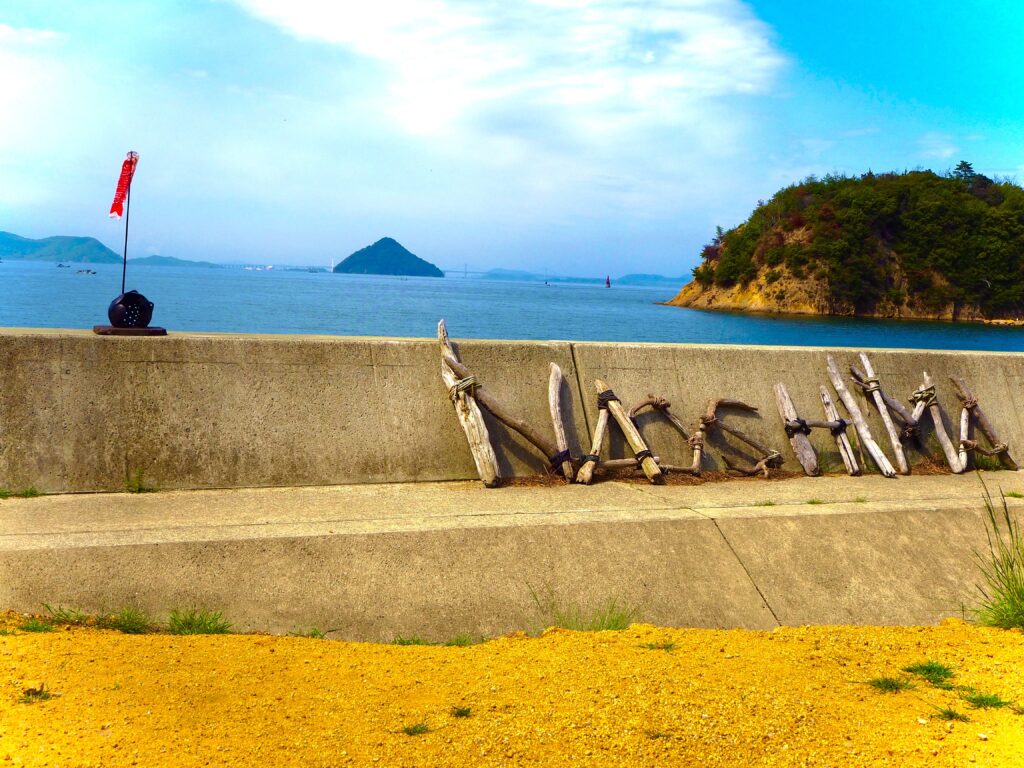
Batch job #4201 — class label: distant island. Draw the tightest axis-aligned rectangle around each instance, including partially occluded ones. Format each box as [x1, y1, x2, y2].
[0, 231, 120, 263]
[669, 164, 1024, 323]
[130, 255, 222, 269]
[482, 269, 684, 285]
[334, 237, 443, 278]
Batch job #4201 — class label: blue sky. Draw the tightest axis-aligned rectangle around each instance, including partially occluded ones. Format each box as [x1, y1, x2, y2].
[2, 1, 1022, 275]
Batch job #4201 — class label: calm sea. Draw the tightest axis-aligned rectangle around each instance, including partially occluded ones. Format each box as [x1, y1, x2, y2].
[0, 260, 1021, 351]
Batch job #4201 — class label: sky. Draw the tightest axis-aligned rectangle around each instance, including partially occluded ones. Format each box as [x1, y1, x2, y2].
[1, 1, 1023, 275]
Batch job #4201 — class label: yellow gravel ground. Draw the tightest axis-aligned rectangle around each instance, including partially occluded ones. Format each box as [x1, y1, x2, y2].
[2, 613, 1023, 767]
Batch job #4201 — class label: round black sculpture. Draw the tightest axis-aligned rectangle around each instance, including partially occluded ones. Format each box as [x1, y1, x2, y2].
[107, 290, 154, 328]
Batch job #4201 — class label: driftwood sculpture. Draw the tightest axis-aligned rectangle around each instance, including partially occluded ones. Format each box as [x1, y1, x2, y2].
[949, 377, 1019, 470]
[910, 373, 963, 473]
[441, 334, 569, 481]
[852, 353, 909, 474]
[547, 363, 575, 481]
[702, 399, 781, 478]
[773, 383, 819, 476]
[629, 395, 702, 475]
[576, 404, 610, 484]
[439, 320, 500, 487]
[576, 380, 663, 484]
[820, 386, 860, 475]
[826, 355, 897, 477]
[850, 364, 925, 451]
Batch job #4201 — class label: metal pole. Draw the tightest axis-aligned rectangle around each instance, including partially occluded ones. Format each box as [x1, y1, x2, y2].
[121, 184, 131, 294]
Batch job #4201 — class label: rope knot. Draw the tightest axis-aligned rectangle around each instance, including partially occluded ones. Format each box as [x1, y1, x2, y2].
[862, 376, 881, 394]
[962, 396, 979, 410]
[448, 375, 478, 402]
[910, 384, 936, 406]
[900, 424, 920, 441]
[784, 418, 812, 438]
[597, 389, 619, 410]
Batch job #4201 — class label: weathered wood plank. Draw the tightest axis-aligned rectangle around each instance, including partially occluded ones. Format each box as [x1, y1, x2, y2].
[917, 372, 963, 473]
[548, 363, 575, 482]
[438, 320, 500, 488]
[826, 355, 897, 477]
[773, 383, 819, 476]
[949, 376, 1019, 470]
[595, 379, 663, 484]
[859, 353, 910, 474]
[443, 354, 560, 463]
[576, 409, 609, 484]
[820, 385, 860, 475]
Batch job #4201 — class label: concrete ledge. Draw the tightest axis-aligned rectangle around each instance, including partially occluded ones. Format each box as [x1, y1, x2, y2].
[3, 329, 1022, 493]
[2, 472, 1020, 639]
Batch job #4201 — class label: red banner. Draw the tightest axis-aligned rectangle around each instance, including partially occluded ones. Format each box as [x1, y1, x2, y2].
[108, 151, 139, 219]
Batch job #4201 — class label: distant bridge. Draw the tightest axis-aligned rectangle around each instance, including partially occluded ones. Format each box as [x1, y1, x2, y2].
[437, 266, 490, 277]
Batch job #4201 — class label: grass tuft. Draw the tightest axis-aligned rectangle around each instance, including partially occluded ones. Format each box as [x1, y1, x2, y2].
[290, 627, 332, 639]
[963, 691, 1012, 709]
[806, 499, 825, 505]
[18, 618, 54, 633]
[867, 676, 914, 693]
[973, 487, 1024, 629]
[755, 500, 776, 507]
[0, 486, 40, 499]
[402, 722, 429, 736]
[934, 707, 970, 722]
[392, 635, 431, 646]
[646, 730, 672, 740]
[1005, 491, 1024, 499]
[451, 706, 472, 718]
[125, 469, 156, 494]
[973, 454, 1004, 472]
[44, 604, 90, 626]
[902, 660, 955, 688]
[444, 633, 479, 647]
[100, 608, 155, 635]
[167, 608, 232, 635]
[853, 496, 868, 503]
[19, 684, 52, 704]
[640, 642, 676, 652]
[529, 586, 641, 633]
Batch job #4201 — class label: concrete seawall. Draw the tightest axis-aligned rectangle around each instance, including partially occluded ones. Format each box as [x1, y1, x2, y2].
[2, 328, 1022, 493]
[2, 329, 1022, 635]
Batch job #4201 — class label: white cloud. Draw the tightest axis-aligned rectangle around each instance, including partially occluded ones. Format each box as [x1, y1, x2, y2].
[919, 131, 958, 160]
[0, 24, 63, 46]
[230, 0, 785, 140]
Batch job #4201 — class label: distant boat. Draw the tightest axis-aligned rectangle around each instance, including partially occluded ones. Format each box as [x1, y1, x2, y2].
[605, 275, 611, 288]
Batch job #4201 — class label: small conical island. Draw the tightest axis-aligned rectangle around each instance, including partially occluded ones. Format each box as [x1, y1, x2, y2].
[334, 237, 443, 278]
[668, 165, 1024, 323]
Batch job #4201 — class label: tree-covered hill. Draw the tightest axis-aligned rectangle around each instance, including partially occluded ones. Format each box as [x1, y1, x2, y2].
[673, 164, 1024, 320]
[334, 237, 443, 278]
[0, 231, 120, 263]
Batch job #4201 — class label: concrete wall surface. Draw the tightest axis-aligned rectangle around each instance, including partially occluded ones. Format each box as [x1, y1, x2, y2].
[1, 328, 1022, 493]
[2, 474, 1019, 637]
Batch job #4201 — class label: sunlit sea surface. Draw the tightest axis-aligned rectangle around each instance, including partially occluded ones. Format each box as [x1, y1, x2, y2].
[1, 260, 1021, 351]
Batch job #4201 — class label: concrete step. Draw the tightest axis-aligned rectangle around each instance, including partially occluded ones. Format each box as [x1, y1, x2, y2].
[2, 472, 1021, 640]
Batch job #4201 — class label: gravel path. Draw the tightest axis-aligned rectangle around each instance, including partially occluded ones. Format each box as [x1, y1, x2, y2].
[3, 614, 1023, 766]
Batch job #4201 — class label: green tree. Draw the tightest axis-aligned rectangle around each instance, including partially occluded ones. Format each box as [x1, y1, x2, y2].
[953, 160, 975, 183]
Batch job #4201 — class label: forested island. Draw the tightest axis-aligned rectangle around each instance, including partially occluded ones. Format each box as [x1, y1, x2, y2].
[334, 237, 443, 277]
[669, 163, 1024, 323]
[0, 231, 120, 263]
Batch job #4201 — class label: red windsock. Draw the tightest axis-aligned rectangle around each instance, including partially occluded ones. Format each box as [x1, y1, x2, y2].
[108, 151, 139, 219]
